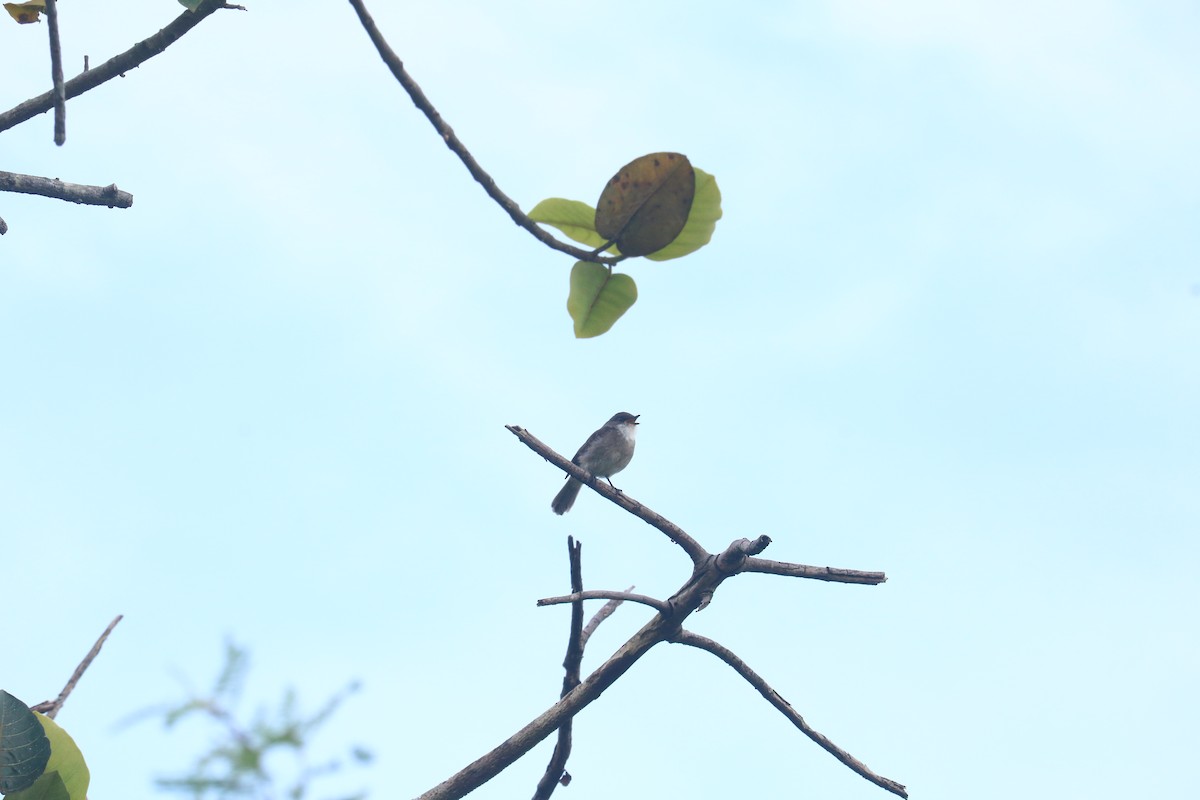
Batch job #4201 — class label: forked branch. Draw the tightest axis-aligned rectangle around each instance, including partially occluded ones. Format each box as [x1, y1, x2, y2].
[0, 0, 242, 134]
[416, 427, 903, 799]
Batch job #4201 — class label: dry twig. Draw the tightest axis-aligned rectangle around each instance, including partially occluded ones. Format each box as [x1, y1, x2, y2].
[0, 0, 240, 134]
[671, 630, 908, 798]
[531, 538, 585, 800]
[32, 615, 124, 719]
[579, 588, 632, 649]
[538, 590, 668, 615]
[44, 0, 66, 145]
[0, 171, 132, 207]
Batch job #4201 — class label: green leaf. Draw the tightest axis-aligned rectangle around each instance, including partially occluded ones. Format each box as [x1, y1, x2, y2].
[0, 691, 51, 794]
[34, 714, 88, 800]
[528, 198, 615, 251]
[567, 262, 637, 338]
[643, 167, 722, 261]
[5, 770, 69, 800]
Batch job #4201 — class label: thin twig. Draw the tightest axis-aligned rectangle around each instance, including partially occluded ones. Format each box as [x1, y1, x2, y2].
[670, 630, 908, 798]
[0, 0, 238, 134]
[0, 171, 133, 207]
[45, 0, 66, 145]
[505, 424, 708, 564]
[742, 556, 887, 585]
[532, 538, 585, 800]
[345, 0, 619, 267]
[538, 590, 668, 615]
[32, 615, 124, 719]
[580, 586, 632, 649]
[541, 585, 633, 795]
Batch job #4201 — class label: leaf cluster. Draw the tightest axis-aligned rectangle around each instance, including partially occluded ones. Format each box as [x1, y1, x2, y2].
[0, 691, 89, 800]
[529, 154, 723, 337]
[143, 642, 372, 800]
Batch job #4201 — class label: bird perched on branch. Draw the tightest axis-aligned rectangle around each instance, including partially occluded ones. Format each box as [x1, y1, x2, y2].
[551, 412, 639, 515]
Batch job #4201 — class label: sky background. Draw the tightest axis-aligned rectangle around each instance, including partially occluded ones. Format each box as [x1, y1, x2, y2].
[2, 1, 1198, 798]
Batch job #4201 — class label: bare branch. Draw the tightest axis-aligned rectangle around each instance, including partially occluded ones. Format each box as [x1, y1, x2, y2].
[580, 586, 632, 649]
[438, 426, 901, 797]
[45, 0, 66, 145]
[742, 556, 887, 585]
[505, 424, 708, 564]
[419, 613, 671, 800]
[670, 629, 908, 798]
[0, 171, 133, 207]
[535, 577, 633, 797]
[0, 0, 240, 135]
[32, 615, 124, 719]
[533, 538, 585, 800]
[420, 540, 742, 798]
[346, 0, 620, 267]
[538, 590, 668, 615]
[420, 530, 900, 799]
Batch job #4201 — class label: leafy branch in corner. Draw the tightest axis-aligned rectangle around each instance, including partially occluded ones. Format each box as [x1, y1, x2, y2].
[127, 640, 372, 800]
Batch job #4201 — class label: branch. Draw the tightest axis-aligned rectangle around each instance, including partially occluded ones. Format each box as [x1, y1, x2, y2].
[346, 0, 620, 267]
[742, 556, 888, 586]
[45, 0, 65, 145]
[505, 424, 708, 565]
[0, 0, 241, 135]
[419, 610, 670, 800]
[32, 615, 124, 719]
[421, 532, 901, 799]
[580, 587, 632, 649]
[670, 629, 908, 798]
[532, 538, 585, 800]
[419, 537, 751, 800]
[538, 590, 668, 615]
[0, 171, 133, 207]
[436, 427, 899, 797]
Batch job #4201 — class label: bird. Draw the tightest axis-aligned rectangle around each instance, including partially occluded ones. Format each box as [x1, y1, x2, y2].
[551, 412, 639, 515]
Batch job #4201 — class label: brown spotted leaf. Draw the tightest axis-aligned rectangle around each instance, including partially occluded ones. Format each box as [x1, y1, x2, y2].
[594, 152, 695, 257]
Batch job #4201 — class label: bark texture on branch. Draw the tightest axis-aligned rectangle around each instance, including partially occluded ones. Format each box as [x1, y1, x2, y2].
[0, 0, 237, 134]
[0, 171, 132, 207]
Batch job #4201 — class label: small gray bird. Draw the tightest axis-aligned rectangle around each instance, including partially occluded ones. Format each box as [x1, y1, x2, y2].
[551, 412, 639, 515]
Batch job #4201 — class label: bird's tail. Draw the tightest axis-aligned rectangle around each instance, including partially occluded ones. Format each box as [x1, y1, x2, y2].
[551, 477, 582, 515]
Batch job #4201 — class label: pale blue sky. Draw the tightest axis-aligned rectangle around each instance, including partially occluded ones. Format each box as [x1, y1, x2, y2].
[2, 2, 1198, 799]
